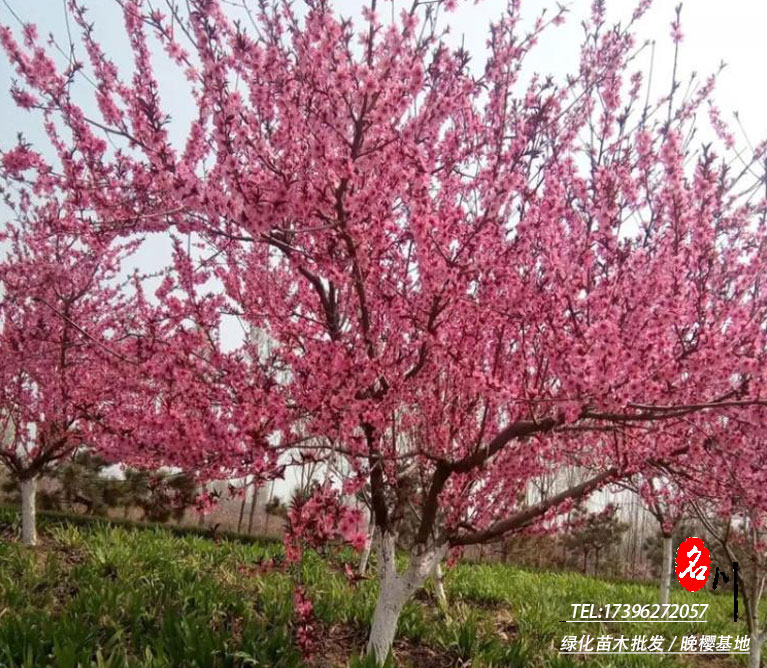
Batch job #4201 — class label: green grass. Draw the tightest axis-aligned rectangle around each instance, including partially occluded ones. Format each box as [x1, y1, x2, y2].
[0, 508, 750, 667]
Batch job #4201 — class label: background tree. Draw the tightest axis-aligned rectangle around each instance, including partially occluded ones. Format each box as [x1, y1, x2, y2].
[134, 471, 198, 523]
[622, 471, 691, 604]
[111, 468, 198, 523]
[55, 451, 120, 516]
[119, 468, 151, 519]
[673, 421, 767, 668]
[1, 451, 118, 515]
[0, 201, 284, 545]
[236, 476, 252, 533]
[562, 503, 628, 575]
[642, 518, 699, 578]
[0, 201, 139, 545]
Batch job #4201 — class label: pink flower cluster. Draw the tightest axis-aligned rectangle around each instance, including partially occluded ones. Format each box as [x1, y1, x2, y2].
[285, 486, 366, 562]
[292, 586, 318, 659]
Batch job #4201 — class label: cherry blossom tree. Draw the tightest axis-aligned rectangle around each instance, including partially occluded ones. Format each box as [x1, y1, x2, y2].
[697, 506, 767, 668]
[0, 196, 139, 545]
[677, 420, 767, 668]
[0, 199, 284, 544]
[3, 0, 767, 660]
[625, 471, 690, 605]
[93, 240, 287, 487]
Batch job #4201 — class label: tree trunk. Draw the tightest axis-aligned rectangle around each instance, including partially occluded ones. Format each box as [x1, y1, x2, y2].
[358, 516, 376, 577]
[660, 533, 673, 606]
[237, 478, 248, 533]
[367, 571, 412, 664]
[247, 483, 258, 534]
[20, 477, 38, 546]
[197, 484, 205, 527]
[433, 561, 447, 610]
[264, 479, 276, 534]
[366, 532, 446, 665]
[748, 634, 762, 668]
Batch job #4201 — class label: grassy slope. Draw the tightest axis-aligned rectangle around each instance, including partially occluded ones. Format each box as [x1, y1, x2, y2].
[0, 509, 749, 668]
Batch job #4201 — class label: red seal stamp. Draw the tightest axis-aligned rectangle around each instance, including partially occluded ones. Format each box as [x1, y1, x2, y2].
[675, 536, 710, 592]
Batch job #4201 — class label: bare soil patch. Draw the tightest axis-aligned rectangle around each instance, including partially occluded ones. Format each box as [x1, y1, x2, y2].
[312, 620, 463, 668]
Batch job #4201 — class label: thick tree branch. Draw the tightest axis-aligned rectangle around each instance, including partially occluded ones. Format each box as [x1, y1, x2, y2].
[414, 416, 561, 546]
[449, 468, 617, 546]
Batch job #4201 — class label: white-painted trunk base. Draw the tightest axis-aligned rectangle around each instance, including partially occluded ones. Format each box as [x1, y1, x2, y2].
[660, 534, 673, 606]
[367, 576, 411, 663]
[20, 478, 38, 546]
[748, 635, 762, 668]
[366, 534, 447, 665]
[433, 562, 447, 610]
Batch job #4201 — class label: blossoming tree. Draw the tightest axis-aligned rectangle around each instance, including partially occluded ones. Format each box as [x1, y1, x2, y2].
[673, 420, 767, 668]
[623, 471, 690, 604]
[0, 190, 282, 545]
[0, 196, 138, 544]
[3, 0, 767, 660]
